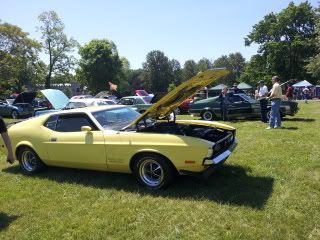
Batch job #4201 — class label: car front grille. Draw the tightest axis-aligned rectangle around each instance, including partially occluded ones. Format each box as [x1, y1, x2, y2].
[212, 131, 235, 155]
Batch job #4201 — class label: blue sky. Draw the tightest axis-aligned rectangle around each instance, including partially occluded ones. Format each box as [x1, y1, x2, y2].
[1, 0, 318, 69]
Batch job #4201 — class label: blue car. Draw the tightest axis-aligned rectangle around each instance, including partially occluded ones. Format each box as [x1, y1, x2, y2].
[0, 92, 36, 119]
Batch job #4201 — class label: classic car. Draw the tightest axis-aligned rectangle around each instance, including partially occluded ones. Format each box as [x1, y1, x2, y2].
[117, 96, 153, 113]
[1, 69, 238, 189]
[189, 93, 299, 121]
[0, 92, 36, 119]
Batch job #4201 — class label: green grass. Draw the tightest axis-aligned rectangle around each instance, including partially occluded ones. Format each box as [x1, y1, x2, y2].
[1, 101, 320, 239]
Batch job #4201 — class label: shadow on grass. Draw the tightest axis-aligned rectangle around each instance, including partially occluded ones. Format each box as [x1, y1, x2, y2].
[5, 164, 274, 209]
[0, 212, 19, 231]
[283, 118, 315, 122]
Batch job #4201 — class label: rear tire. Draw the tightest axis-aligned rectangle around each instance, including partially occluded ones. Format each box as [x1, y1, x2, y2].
[133, 154, 175, 189]
[11, 110, 18, 119]
[17, 146, 45, 175]
[202, 110, 214, 121]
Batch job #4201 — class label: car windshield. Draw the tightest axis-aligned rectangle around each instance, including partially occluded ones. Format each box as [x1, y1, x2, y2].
[92, 107, 142, 130]
[64, 102, 87, 109]
[141, 96, 152, 104]
[240, 94, 257, 103]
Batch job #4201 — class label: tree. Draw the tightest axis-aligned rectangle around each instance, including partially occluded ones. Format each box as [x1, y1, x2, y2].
[213, 53, 246, 85]
[170, 59, 182, 85]
[182, 60, 198, 82]
[38, 11, 78, 88]
[306, 6, 320, 83]
[244, 2, 317, 83]
[77, 39, 122, 94]
[143, 50, 174, 92]
[0, 21, 42, 94]
[197, 58, 213, 72]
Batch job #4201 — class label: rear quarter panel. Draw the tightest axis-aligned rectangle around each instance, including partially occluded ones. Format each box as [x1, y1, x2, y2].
[8, 116, 51, 162]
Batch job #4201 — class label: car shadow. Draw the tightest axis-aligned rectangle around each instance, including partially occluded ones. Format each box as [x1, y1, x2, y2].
[282, 118, 315, 122]
[0, 212, 19, 231]
[4, 164, 274, 210]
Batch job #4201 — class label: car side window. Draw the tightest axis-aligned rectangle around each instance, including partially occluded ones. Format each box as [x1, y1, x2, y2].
[55, 114, 98, 132]
[229, 95, 243, 103]
[119, 99, 134, 105]
[44, 115, 59, 130]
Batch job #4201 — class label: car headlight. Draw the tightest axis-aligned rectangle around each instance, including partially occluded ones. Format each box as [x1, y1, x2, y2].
[206, 147, 213, 158]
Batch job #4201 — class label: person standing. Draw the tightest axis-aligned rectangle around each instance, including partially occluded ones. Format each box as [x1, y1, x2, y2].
[266, 76, 283, 129]
[286, 84, 294, 101]
[302, 86, 309, 103]
[219, 87, 229, 121]
[0, 117, 15, 164]
[233, 83, 245, 94]
[257, 80, 269, 123]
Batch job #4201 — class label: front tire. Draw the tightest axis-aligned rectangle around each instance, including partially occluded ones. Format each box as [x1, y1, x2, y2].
[202, 110, 214, 121]
[133, 154, 175, 189]
[17, 146, 45, 175]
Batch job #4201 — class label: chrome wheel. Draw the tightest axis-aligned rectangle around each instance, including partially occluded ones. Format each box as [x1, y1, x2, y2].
[139, 159, 164, 187]
[21, 150, 37, 172]
[202, 110, 213, 121]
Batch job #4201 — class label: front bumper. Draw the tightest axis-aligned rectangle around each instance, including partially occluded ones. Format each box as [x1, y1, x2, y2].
[179, 139, 238, 178]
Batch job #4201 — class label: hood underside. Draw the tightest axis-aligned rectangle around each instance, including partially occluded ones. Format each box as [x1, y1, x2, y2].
[128, 68, 229, 127]
[13, 92, 37, 105]
[40, 89, 70, 110]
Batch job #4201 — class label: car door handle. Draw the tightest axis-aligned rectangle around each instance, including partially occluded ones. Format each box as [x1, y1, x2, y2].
[49, 137, 57, 142]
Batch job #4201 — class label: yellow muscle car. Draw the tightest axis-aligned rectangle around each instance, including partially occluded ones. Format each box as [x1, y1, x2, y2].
[1, 69, 237, 189]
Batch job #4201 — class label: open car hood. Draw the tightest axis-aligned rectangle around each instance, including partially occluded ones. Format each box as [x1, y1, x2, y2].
[13, 92, 37, 104]
[40, 89, 70, 110]
[128, 68, 229, 127]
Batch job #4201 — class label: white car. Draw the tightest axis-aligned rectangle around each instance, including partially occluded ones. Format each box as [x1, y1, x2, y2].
[70, 95, 93, 99]
[64, 98, 116, 109]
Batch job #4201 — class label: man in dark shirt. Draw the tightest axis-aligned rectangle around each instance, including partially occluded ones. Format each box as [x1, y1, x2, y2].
[233, 83, 245, 94]
[0, 117, 15, 164]
[219, 87, 230, 121]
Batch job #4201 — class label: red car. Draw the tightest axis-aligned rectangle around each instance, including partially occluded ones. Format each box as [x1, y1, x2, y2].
[177, 98, 193, 114]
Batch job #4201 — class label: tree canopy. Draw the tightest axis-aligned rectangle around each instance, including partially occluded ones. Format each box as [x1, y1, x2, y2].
[38, 11, 78, 88]
[0, 21, 42, 94]
[143, 50, 174, 92]
[77, 39, 122, 94]
[244, 1, 317, 84]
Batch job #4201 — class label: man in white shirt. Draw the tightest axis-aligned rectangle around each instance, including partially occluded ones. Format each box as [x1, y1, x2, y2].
[257, 80, 269, 122]
[266, 76, 282, 129]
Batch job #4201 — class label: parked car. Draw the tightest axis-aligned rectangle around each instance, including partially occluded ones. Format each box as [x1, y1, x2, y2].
[34, 90, 116, 115]
[32, 98, 52, 108]
[70, 95, 93, 99]
[189, 93, 299, 121]
[2, 69, 237, 189]
[0, 92, 36, 119]
[177, 98, 193, 114]
[64, 98, 116, 110]
[117, 96, 152, 113]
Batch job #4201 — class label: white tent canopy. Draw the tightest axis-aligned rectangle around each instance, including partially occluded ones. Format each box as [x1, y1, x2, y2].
[292, 80, 313, 87]
[237, 82, 253, 90]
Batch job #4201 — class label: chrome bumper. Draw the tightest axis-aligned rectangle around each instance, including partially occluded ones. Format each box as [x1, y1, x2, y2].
[203, 139, 238, 165]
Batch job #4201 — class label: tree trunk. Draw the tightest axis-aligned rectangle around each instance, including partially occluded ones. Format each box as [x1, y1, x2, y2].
[45, 70, 52, 89]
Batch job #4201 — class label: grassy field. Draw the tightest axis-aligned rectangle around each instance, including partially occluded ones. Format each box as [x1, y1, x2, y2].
[0, 101, 319, 239]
